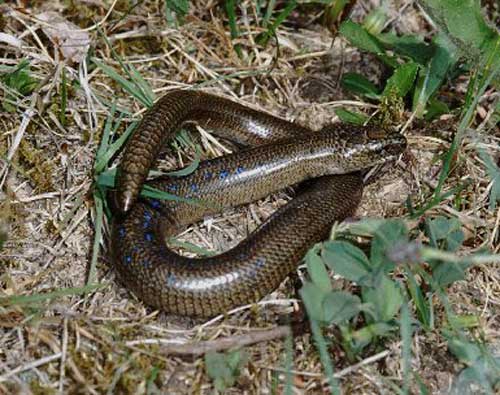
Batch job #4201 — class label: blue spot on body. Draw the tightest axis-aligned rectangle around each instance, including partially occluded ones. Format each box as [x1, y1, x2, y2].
[124, 255, 132, 265]
[219, 169, 229, 179]
[166, 273, 176, 286]
[132, 246, 139, 253]
[167, 184, 178, 192]
[255, 257, 266, 268]
[190, 183, 198, 192]
[204, 171, 213, 180]
[235, 166, 245, 174]
[145, 232, 154, 242]
[143, 211, 152, 228]
[150, 199, 161, 209]
[118, 227, 126, 238]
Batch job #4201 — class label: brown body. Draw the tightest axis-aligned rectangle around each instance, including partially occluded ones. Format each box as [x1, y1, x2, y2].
[112, 90, 406, 317]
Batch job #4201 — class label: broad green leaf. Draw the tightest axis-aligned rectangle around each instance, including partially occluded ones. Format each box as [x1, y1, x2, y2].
[322, 241, 371, 284]
[300, 281, 329, 322]
[341, 72, 380, 99]
[382, 61, 419, 98]
[351, 322, 395, 349]
[205, 350, 245, 392]
[446, 336, 482, 365]
[322, 291, 361, 325]
[424, 97, 450, 120]
[362, 274, 403, 322]
[450, 358, 500, 395]
[370, 220, 408, 268]
[425, 216, 464, 251]
[339, 20, 385, 55]
[419, 0, 498, 61]
[305, 249, 332, 292]
[426, 216, 452, 242]
[363, 7, 387, 36]
[413, 33, 458, 117]
[433, 261, 470, 287]
[334, 108, 368, 125]
[377, 33, 435, 65]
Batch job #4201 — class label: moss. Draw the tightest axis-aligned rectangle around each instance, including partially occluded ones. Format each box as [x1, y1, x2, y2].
[117, 36, 165, 56]
[18, 139, 54, 192]
[62, 0, 101, 29]
[30, 380, 57, 395]
[373, 88, 405, 127]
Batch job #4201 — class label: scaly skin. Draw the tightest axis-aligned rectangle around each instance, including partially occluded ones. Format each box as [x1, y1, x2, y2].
[112, 90, 406, 317]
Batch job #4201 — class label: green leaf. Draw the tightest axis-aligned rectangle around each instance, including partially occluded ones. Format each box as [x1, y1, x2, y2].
[1, 59, 37, 111]
[406, 267, 431, 330]
[256, 0, 297, 46]
[0, 284, 104, 307]
[377, 33, 435, 65]
[205, 350, 246, 392]
[300, 281, 329, 322]
[382, 61, 419, 98]
[92, 58, 154, 108]
[322, 291, 361, 325]
[0, 228, 6, 251]
[400, 300, 413, 394]
[321, 241, 371, 284]
[426, 216, 452, 241]
[424, 97, 450, 120]
[1, 59, 37, 95]
[305, 248, 332, 292]
[425, 216, 464, 251]
[418, 0, 498, 62]
[351, 322, 395, 349]
[341, 72, 380, 99]
[334, 108, 368, 125]
[413, 33, 458, 117]
[370, 220, 408, 268]
[161, 150, 201, 177]
[362, 7, 387, 36]
[477, 149, 500, 210]
[164, 0, 189, 26]
[362, 274, 403, 322]
[225, 0, 243, 57]
[446, 336, 483, 365]
[339, 20, 385, 55]
[167, 239, 216, 257]
[432, 261, 470, 287]
[451, 357, 500, 395]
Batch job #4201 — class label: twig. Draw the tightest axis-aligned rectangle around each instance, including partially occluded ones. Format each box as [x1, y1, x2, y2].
[126, 326, 292, 356]
[0, 352, 62, 382]
[331, 350, 391, 380]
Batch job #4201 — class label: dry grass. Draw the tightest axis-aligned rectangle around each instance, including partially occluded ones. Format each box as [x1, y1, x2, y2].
[0, 1, 498, 394]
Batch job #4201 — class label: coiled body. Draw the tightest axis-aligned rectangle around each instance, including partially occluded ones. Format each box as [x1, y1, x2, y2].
[112, 90, 406, 317]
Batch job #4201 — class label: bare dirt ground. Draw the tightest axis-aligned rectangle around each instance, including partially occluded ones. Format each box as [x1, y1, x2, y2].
[0, 1, 498, 394]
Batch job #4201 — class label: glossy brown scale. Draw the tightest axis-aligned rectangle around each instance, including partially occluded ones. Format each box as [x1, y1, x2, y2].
[112, 89, 407, 317]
